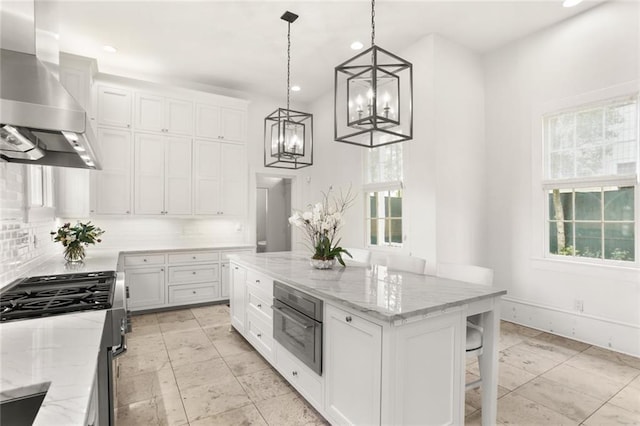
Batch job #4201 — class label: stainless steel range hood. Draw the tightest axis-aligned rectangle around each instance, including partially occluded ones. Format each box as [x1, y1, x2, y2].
[0, 1, 100, 169]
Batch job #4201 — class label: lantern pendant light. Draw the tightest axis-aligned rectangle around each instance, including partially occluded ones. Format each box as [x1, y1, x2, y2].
[264, 11, 313, 169]
[334, 0, 413, 148]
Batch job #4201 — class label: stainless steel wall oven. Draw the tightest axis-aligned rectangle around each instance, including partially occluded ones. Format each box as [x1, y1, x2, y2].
[272, 281, 323, 375]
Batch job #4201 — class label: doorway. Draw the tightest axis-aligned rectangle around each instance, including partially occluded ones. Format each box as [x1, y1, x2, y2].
[256, 176, 292, 253]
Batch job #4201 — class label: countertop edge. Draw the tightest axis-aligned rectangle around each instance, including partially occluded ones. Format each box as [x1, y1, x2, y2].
[230, 255, 507, 324]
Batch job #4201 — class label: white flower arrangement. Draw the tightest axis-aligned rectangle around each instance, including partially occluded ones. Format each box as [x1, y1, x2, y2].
[289, 186, 355, 266]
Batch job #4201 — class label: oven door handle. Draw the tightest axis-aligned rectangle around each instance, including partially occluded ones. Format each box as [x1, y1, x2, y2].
[272, 305, 314, 329]
[112, 318, 128, 358]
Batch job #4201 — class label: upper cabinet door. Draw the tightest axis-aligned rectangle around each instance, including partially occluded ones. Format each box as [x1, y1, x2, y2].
[166, 98, 193, 135]
[94, 128, 132, 215]
[195, 103, 221, 139]
[97, 85, 132, 129]
[165, 136, 192, 215]
[134, 133, 165, 215]
[135, 94, 193, 135]
[135, 93, 164, 133]
[220, 108, 246, 142]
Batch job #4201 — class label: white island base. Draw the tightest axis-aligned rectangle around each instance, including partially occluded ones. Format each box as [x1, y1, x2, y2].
[230, 254, 504, 425]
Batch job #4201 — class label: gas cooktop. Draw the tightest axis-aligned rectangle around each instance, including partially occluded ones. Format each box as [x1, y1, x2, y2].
[0, 271, 116, 322]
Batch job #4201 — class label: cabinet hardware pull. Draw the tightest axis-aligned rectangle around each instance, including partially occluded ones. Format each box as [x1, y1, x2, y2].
[143, 259, 147, 262]
[161, 268, 164, 272]
[292, 371, 298, 376]
[257, 333, 262, 338]
[193, 256, 196, 259]
[192, 272, 196, 275]
[192, 291, 196, 294]
[346, 316, 352, 323]
[257, 304, 262, 308]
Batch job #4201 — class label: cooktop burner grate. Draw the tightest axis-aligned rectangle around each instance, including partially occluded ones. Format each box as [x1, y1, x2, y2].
[1, 271, 116, 322]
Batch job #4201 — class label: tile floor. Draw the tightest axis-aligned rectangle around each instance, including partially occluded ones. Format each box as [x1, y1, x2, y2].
[114, 304, 640, 425]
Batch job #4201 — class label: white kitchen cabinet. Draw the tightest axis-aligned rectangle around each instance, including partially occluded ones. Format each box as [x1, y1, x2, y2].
[134, 133, 192, 215]
[54, 168, 90, 218]
[97, 85, 132, 129]
[324, 304, 382, 426]
[220, 250, 254, 298]
[195, 103, 246, 142]
[92, 128, 132, 215]
[275, 342, 324, 411]
[194, 140, 246, 216]
[126, 266, 166, 310]
[230, 263, 246, 332]
[135, 93, 192, 135]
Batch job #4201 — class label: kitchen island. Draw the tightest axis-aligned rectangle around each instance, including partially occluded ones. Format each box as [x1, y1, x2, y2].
[230, 252, 507, 425]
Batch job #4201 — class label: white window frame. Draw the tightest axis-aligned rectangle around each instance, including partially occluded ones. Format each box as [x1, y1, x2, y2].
[533, 81, 639, 268]
[363, 143, 404, 249]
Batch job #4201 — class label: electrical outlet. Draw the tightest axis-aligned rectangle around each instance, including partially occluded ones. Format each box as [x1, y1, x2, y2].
[574, 299, 584, 313]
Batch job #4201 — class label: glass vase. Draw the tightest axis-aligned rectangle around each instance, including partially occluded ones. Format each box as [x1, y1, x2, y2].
[310, 257, 336, 270]
[64, 244, 86, 263]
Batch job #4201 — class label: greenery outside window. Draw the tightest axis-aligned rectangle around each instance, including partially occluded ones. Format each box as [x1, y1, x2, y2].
[544, 94, 638, 262]
[365, 144, 403, 248]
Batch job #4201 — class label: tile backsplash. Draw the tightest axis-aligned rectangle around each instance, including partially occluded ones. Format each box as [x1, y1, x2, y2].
[0, 163, 57, 286]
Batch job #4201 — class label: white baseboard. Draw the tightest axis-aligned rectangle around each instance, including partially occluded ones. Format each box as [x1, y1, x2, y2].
[501, 296, 640, 358]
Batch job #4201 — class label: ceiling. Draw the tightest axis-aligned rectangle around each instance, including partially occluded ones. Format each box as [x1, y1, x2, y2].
[40, 0, 604, 104]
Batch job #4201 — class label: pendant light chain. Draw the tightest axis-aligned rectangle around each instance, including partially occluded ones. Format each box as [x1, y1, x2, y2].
[371, 0, 375, 47]
[287, 21, 291, 113]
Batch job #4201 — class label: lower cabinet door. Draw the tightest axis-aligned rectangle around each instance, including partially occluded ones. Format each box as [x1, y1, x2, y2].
[246, 309, 274, 362]
[168, 283, 219, 305]
[220, 262, 230, 298]
[275, 342, 323, 411]
[126, 267, 165, 310]
[324, 304, 382, 426]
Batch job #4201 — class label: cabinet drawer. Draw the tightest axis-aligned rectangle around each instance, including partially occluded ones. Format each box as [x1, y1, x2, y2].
[247, 286, 272, 321]
[168, 251, 219, 264]
[276, 342, 323, 409]
[245, 270, 273, 297]
[246, 310, 274, 362]
[124, 254, 165, 267]
[221, 249, 253, 260]
[168, 264, 219, 285]
[168, 283, 219, 304]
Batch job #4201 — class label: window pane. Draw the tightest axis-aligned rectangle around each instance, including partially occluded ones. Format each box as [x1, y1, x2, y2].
[606, 101, 637, 143]
[604, 223, 635, 261]
[574, 189, 601, 221]
[548, 115, 574, 150]
[576, 146, 603, 177]
[604, 186, 634, 221]
[366, 144, 403, 183]
[368, 192, 378, 219]
[545, 96, 638, 179]
[389, 219, 402, 244]
[548, 189, 573, 220]
[549, 151, 574, 179]
[549, 221, 574, 255]
[575, 222, 602, 259]
[576, 108, 603, 147]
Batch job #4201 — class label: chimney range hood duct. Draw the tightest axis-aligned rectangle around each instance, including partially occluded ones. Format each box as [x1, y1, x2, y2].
[0, 2, 100, 169]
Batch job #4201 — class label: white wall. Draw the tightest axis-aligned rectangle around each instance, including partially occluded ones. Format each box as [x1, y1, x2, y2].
[484, 1, 640, 356]
[305, 34, 485, 271]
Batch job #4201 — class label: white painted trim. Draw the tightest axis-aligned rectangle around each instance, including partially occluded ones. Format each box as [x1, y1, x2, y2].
[501, 296, 640, 358]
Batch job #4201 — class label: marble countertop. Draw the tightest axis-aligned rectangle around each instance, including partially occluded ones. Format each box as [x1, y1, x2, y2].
[0, 240, 254, 425]
[0, 311, 106, 425]
[232, 252, 507, 324]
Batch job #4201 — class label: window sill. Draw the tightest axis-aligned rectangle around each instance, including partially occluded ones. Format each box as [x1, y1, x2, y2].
[531, 256, 639, 282]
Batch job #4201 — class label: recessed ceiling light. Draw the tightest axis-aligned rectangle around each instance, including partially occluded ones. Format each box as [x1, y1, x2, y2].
[562, 0, 583, 7]
[103, 45, 117, 53]
[350, 41, 364, 50]
[291, 85, 301, 92]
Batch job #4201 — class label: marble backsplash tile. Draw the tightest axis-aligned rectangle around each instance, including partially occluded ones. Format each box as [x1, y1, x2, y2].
[0, 163, 56, 286]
